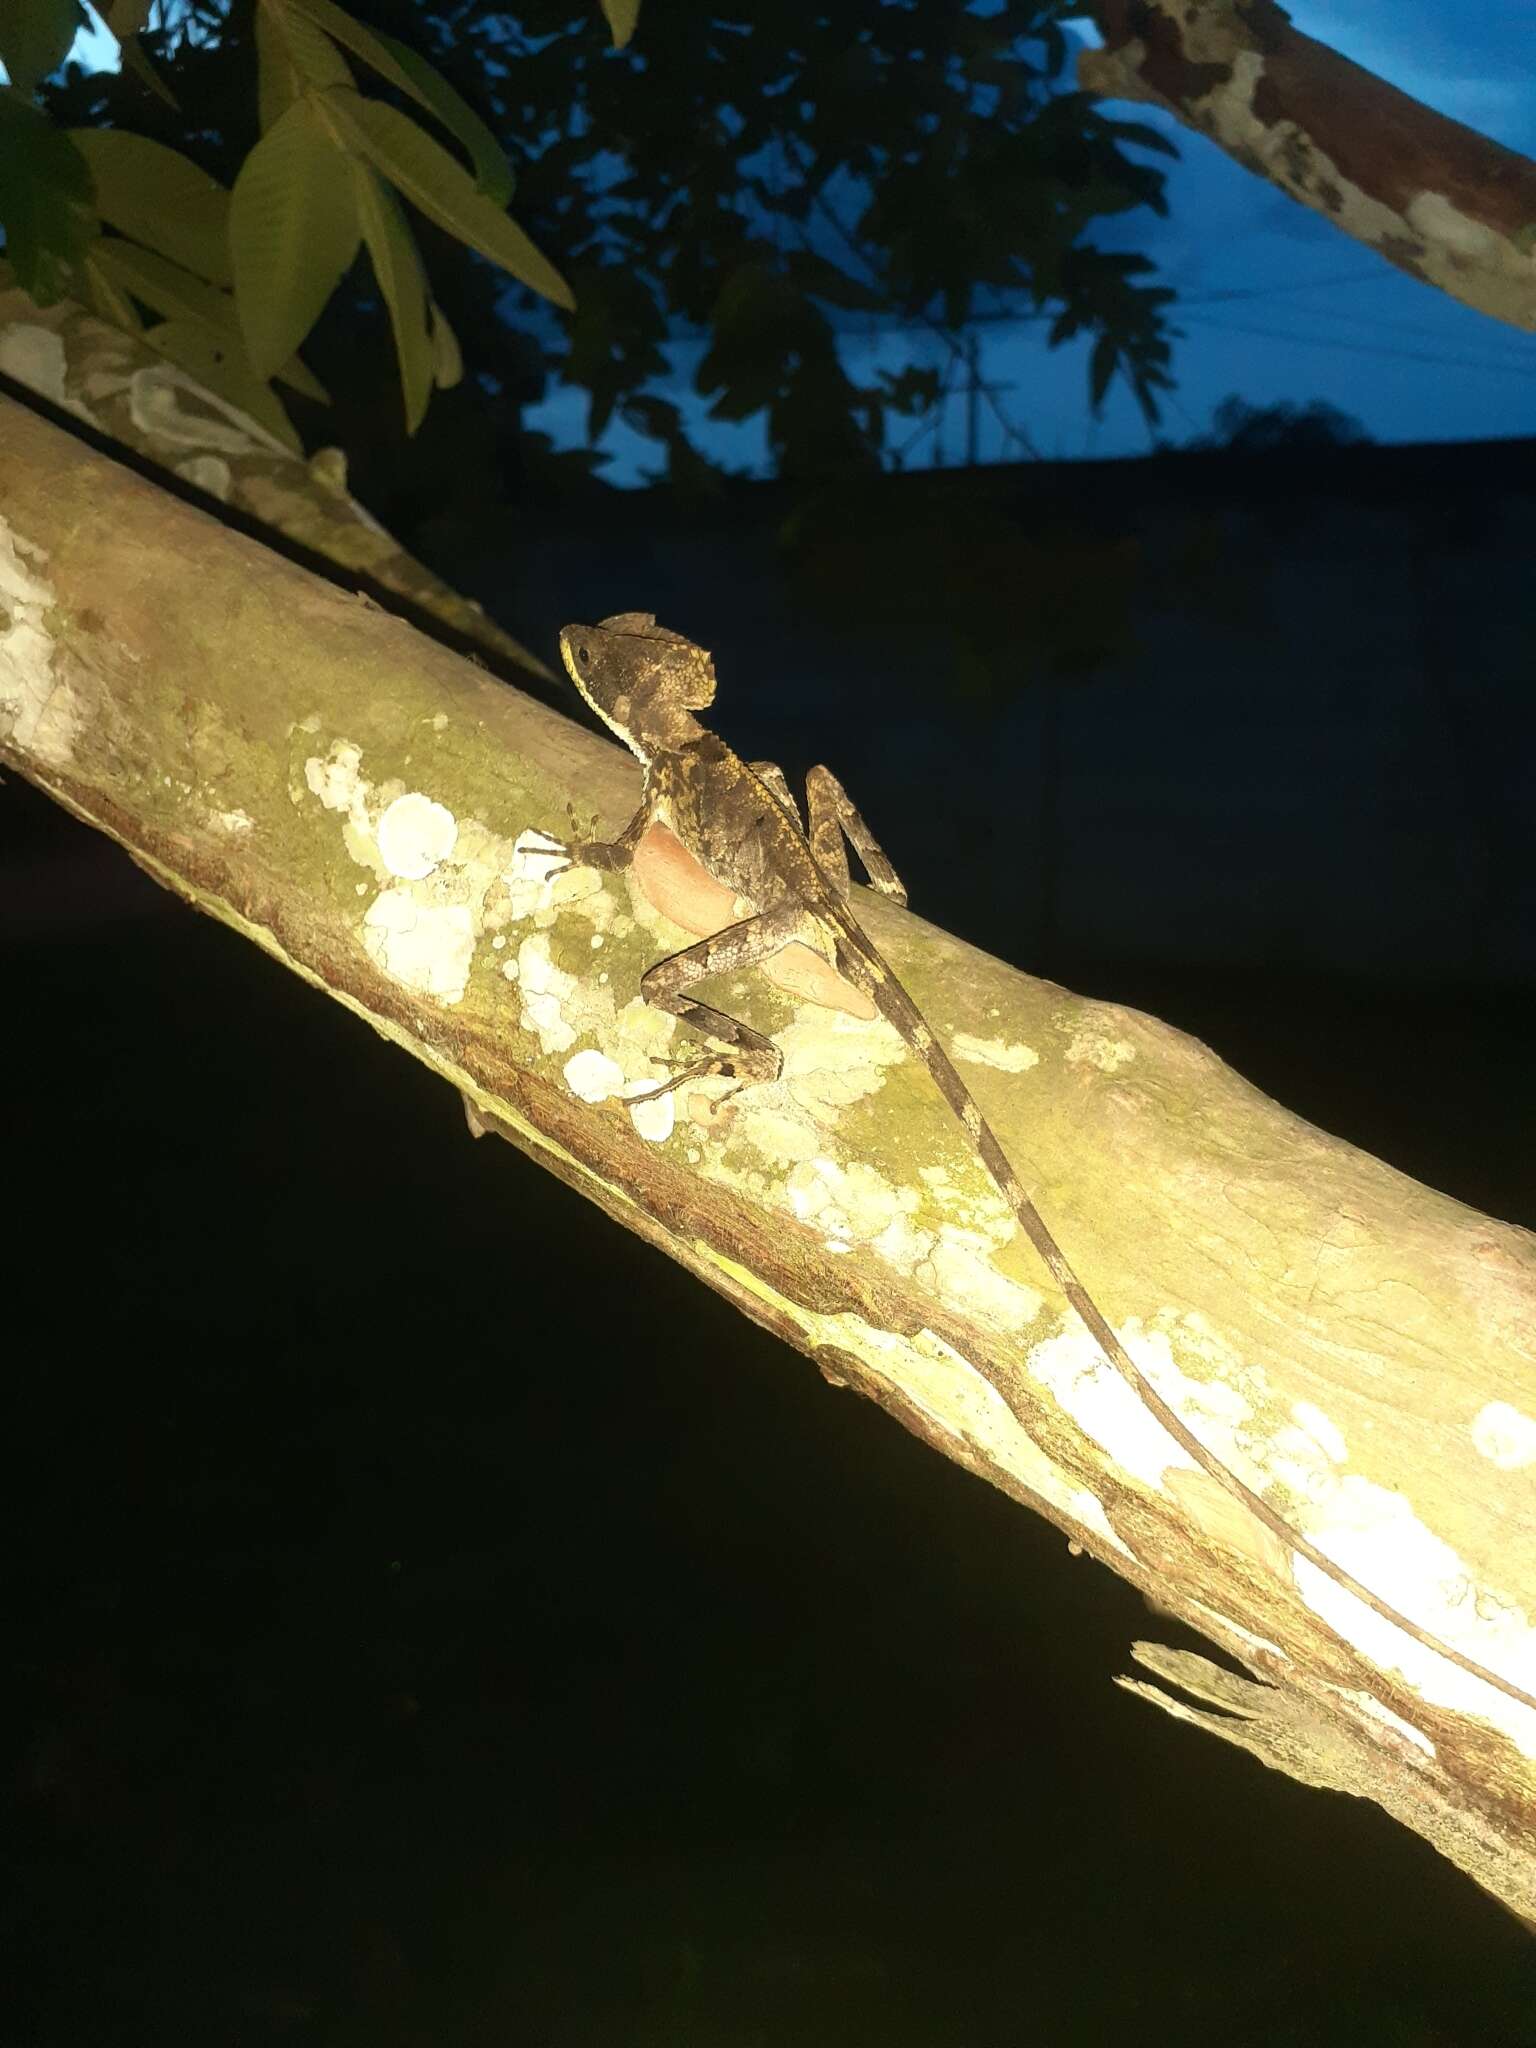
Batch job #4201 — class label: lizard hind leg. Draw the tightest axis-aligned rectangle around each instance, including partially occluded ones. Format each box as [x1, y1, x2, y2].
[804, 765, 908, 905]
[630, 904, 809, 1100]
[748, 760, 803, 832]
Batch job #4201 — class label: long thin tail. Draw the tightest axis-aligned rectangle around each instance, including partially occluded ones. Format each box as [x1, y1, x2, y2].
[830, 913, 1536, 1717]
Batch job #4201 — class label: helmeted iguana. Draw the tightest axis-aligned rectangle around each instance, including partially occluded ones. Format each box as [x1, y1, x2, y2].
[545, 609, 1532, 1717]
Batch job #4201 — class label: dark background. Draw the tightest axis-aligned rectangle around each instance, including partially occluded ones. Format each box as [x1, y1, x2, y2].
[7, 429, 1536, 2043]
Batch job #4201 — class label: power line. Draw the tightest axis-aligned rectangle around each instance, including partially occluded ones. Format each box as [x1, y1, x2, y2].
[1179, 269, 1387, 306]
[1176, 311, 1536, 380]
[1200, 294, 1536, 363]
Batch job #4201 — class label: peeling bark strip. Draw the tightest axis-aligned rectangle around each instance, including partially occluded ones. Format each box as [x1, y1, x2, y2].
[1080, 0, 1536, 331]
[0, 266, 554, 682]
[4, 391, 1536, 1918]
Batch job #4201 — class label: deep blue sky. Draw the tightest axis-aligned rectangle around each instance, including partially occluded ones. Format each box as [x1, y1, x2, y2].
[62, 1, 1536, 478]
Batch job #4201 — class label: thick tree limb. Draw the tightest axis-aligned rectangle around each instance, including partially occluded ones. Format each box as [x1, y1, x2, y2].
[3, 391, 1535, 1916]
[1080, 0, 1536, 331]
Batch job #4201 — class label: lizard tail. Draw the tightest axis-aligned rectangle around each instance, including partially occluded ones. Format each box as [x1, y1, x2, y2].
[828, 911, 1536, 1717]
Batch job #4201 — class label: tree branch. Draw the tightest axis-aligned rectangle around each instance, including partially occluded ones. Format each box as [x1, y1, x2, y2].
[1079, 0, 1536, 331]
[0, 263, 554, 681]
[3, 389, 1535, 1916]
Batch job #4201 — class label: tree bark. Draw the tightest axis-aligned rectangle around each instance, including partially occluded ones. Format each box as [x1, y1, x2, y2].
[3, 389, 1535, 1917]
[1080, 0, 1536, 332]
[0, 263, 553, 681]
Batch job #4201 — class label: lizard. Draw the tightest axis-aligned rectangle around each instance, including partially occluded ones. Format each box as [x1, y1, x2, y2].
[544, 609, 1535, 1719]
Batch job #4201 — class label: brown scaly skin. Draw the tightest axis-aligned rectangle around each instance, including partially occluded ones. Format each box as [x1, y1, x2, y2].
[551, 611, 1535, 1718]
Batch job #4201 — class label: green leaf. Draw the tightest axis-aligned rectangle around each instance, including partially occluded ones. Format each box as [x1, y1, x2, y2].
[230, 96, 361, 378]
[90, 236, 238, 334]
[1089, 332, 1116, 411]
[69, 129, 232, 284]
[80, 253, 142, 333]
[352, 160, 432, 434]
[254, 4, 350, 132]
[373, 28, 513, 205]
[599, 0, 641, 50]
[142, 319, 302, 453]
[119, 34, 179, 110]
[0, 0, 84, 97]
[102, 0, 177, 110]
[98, 0, 153, 33]
[0, 89, 97, 303]
[429, 300, 462, 390]
[262, 0, 353, 93]
[784, 249, 885, 313]
[325, 91, 572, 310]
[287, 0, 513, 205]
[273, 351, 330, 403]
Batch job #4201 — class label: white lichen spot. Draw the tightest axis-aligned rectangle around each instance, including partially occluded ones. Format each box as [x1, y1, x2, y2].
[1065, 1029, 1137, 1073]
[1470, 1401, 1536, 1470]
[921, 1228, 1043, 1332]
[822, 1237, 854, 1254]
[613, 996, 678, 1068]
[516, 932, 581, 1053]
[0, 325, 98, 423]
[627, 1090, 676, 1144]
[377, 792, 458, 880]
[305, 739, 368, 818]
[564, 1048, 627, 1103]
[1404, 190, 1502, 262]
[302, 738, 387, 871]
[1030, 1313, 1255, 1494]
[778, 1004, 906, 1119]
[1290, 1400, 1349, 1467]
[208, 807, 254, 834]
[0, 525, 82, 768]
[172, 454, 233, 500]
[952, 1031, 1040, 1074]
[1067, 1489, 1131, 1557]
[431, 713, 449, 732]
[362, 892, 475, 1001]
[590, 933, 604, 948]
[129, 360, 292, 457]
[0, 325, 62, 397]
[1330, 1686, 1437, 1761]
[355, 882, 366, 896]
[731, 1101, 821, 1171]
[1292, 1481, 1536, 1756]
[784, 1155, 916, 1247]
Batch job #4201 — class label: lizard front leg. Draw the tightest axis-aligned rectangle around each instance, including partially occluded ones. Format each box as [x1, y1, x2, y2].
[543, 795, 649, 879]
[627, 903, 811, 1100]
[803, 765, 908, 906]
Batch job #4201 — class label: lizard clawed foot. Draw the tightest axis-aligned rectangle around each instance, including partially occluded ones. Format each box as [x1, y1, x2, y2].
[516, 827, 575, 879]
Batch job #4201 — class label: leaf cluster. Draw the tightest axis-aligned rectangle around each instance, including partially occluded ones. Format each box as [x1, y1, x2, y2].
[2, 0, 570, 447]
[3, 0, 1180, 480]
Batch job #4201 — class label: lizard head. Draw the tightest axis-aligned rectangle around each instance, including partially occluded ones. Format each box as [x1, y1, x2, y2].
[559, 613, 716, 757]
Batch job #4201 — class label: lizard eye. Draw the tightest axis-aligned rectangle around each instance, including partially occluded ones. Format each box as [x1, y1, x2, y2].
[577, 643, 591, 666]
